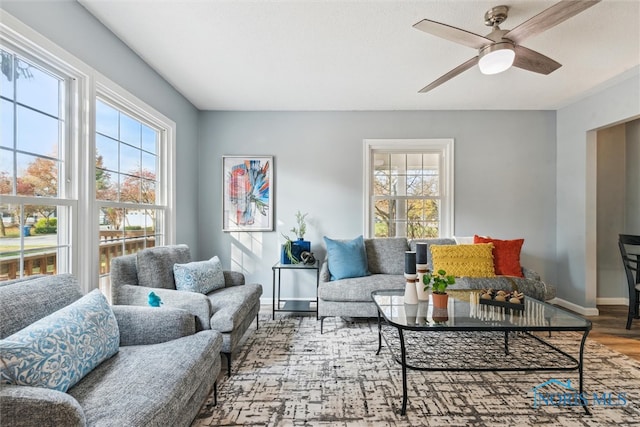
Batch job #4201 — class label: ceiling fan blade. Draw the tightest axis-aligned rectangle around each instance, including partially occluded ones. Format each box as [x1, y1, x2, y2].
[513, 45, 562, 75]
[413, 19, 492, 50]
[419, 56, 479, 93]
[504, 0, 601, 44]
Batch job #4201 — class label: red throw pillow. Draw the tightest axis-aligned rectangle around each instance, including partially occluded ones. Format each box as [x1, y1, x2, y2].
[473, 235, 524, 277]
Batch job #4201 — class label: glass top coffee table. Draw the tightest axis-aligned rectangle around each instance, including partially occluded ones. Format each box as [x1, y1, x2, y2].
[372, 289, 592, 415]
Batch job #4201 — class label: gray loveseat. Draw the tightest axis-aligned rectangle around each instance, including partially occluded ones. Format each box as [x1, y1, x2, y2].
[318, 237, 556, 332]
[0, 274, 222, 426]
[110, 244, 262, 376]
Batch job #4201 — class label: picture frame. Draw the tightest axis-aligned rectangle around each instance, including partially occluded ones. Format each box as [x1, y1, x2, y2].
[222, 155, 273, 232]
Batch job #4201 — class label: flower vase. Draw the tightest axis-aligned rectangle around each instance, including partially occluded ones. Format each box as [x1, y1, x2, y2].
[431, 292, 449, 310]
[416, 264, 430, 301]
[404, 273, 418, 304]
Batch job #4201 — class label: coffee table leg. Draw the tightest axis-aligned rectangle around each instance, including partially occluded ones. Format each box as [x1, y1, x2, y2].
[579, 330, 591, 415]
[399, 328, 408, 415]
[376, 312, 382, 355]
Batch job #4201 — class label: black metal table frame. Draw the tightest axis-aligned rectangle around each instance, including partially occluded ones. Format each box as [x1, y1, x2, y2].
[375, 306, 592, 416]
[272, 261, 320, 320]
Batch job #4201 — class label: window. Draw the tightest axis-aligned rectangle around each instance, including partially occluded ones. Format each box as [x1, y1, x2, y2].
[0, 13, 175, 292]
[364, 139, 454, 238]
[95, 94, 173, 296]
[0, 47, 75, 281]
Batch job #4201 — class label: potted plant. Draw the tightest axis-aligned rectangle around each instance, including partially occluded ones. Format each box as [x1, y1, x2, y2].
[423, 269, 456, 309]
[281, 211, 310, 264]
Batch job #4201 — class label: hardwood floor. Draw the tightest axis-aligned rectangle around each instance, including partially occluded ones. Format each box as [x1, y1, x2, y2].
[583, 305, 640, 361]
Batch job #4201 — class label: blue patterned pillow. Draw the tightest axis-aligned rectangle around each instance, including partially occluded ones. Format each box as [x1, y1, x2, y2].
[0, 290, 119, 392]
[173, 256, 225, 294]
[324, 235, 370, 280]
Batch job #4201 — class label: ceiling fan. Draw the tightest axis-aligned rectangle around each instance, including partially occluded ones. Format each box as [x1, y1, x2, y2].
[414, 0, 601, 93]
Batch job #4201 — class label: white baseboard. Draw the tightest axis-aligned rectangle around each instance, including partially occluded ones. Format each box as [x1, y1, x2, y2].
[596, 297, 629, 305]
[547, 298, 599, 316]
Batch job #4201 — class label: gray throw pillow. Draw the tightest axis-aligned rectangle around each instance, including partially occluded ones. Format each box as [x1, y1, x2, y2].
[173, 256, 226, 294]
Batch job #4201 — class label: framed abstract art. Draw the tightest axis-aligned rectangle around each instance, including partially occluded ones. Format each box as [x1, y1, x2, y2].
[222, 155, 273, 232]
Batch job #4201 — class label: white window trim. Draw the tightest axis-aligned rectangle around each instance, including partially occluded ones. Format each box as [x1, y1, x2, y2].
[1, 11, 176, 292]
[363, 139, 455, 238]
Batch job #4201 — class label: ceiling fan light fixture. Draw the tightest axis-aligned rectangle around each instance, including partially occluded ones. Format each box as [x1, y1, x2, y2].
[478, 42, 515, 75]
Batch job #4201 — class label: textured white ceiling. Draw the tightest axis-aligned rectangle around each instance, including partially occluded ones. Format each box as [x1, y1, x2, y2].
[79, 0, 640, 111]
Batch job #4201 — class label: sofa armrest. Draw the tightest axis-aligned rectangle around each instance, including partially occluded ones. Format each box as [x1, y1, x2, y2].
[223, 270, 245, 287]
[114, 284, 212, 330]
[111, 305, 196, 346]
[0, 385, 86, 426]
[320, 261, 331, 282]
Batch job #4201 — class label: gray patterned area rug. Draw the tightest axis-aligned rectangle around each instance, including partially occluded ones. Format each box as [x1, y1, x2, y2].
[193, 315, 640, 426]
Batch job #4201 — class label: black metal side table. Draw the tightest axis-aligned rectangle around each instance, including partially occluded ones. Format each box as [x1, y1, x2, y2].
[272, 261, 320, 320]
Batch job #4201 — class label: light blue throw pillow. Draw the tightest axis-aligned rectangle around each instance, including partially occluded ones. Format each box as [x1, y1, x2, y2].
[173, 256, 225, 294]
[324, 235, 370, 280]
[0, 289, 120, 392]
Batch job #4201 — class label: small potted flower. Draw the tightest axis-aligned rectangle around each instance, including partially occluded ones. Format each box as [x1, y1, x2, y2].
[281, 211, 310, 264]
[423, 269, 456, 309]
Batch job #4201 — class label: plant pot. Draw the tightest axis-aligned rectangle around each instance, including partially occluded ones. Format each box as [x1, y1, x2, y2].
[281, 239, 311, 264]
[431, 292, 449, 310]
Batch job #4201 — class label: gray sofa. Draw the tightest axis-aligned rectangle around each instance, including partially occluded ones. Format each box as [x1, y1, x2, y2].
[318, 237, 556, 332]
[0, 274, 222, 427]
[110, 244, 262, 376]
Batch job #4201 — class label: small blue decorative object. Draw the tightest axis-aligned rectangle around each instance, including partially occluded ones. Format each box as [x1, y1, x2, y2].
[148, 291, 162, 307]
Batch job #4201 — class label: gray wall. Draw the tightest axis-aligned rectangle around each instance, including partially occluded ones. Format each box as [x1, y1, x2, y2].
[627, 119, 640, 234]
[199, 111, 557, 299]
[556, 69, 640, 309]
[596, 124, 627, 299]
[1, 1, 201, 251]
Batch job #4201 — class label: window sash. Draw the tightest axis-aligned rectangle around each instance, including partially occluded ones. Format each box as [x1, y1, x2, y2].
[364, 139, 454, 238]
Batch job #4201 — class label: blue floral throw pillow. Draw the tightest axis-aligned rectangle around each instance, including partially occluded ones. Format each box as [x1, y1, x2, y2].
[0, 290, 120, 392]
[173, 256, 225, 294]
[323, 235, 370, 280]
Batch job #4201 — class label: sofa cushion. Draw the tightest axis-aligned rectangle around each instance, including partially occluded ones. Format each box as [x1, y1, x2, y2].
[431, 243, 496, 277]
[67, 330, 222, 426]
[364, 237, 408, 274]
[136, 245, 192, 289]
[319, 274, 404, 302]
[0, 290, 120, 392]
[474, 235, 525, 277]
[0, 274, 83, 339]
[173, 256, 225, 294]
[324, 235, 370, 280]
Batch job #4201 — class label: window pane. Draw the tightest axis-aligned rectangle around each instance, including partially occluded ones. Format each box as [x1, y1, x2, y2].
[0, 149, 13, 195]
[0, 203, 63, 282]
[17, 153, 58, 197]
[120, 174, 140, 203]
[120, 143, 140, 176]
[120, 113, 141, 148]
[96, 100, 119, 139]
[374, 199, 393, 238]
[141, 151, 156, 176]
[16, 106, 59, 157]
[95, 167, 116, 201]
[96, 134, 118, 172]
[15, 59, 60, 117]
[140, 178, 156, 204]
[1, 99, 14, 148]
[390, 153, 405, 173]
[0, 50, 14, 100]
[141, 125, 157, 153]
